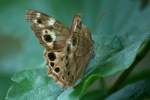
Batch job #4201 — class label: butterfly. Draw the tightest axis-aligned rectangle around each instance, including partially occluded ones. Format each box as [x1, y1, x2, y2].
[26, 9, 93, 87]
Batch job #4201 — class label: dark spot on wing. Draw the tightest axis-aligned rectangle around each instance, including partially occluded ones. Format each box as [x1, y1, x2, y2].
[50, 62, 54, 67]
[48, 52, 56, 61]
[37, 19, 42, 24]
[72, 37, 77, 46]
[67, 71, 70, 76]
[43, 34, 52, 42]
[54, 67, 60, 73]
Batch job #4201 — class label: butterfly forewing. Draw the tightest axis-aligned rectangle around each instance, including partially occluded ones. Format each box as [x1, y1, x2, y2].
[26, 9, 70, 50]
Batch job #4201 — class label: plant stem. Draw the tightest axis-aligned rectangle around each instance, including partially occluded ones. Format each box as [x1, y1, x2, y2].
[109, 39, 150, 94]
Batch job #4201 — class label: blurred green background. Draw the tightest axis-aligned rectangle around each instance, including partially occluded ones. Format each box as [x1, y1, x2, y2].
[0, 0, 150, 100]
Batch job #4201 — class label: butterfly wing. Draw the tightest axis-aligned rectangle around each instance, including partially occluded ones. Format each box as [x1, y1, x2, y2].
[26, 9, 70, 50]
[26, 9, 73, 87]
[69, 15, 93, 82]
[26, 10, 93, 87]
[43, 15, 93, 87]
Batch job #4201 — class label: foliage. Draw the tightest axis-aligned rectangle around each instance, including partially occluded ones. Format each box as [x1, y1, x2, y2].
[0, 0, 149, 100]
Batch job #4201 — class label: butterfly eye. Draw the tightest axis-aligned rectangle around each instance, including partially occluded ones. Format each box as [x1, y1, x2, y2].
[43, 34, 53, 42]
[54, 67, 60, 73]
[48, 52, 56, 61]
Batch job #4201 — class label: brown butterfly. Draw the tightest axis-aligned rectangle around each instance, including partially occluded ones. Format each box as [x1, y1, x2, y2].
[26, 9, 93, 87]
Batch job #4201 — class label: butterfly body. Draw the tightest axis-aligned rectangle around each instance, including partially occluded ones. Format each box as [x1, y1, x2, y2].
[26, 9, 93, 87]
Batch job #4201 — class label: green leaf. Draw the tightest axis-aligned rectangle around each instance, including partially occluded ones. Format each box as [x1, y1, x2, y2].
[106, 79, 150, 100]
[6, 67, 64, 100]
[0, 76, 12, 100]
[80, 90, 105, 100]
[4, 0, 150, 100]
[122, 70, 150, 87]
